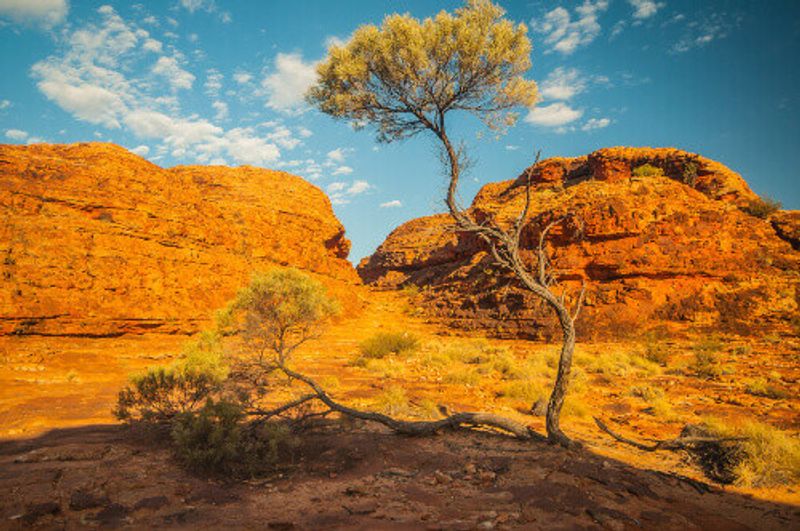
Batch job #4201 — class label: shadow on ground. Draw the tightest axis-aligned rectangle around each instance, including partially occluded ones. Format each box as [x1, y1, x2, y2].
[1, 423, 798, 530]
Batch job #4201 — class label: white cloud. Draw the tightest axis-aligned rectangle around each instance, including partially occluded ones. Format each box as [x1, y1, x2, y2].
[0, 0, 68, 29]
[142, 38, 162, 53]
[532, 1, 609, 55]
[212, 100, 228, 120]
[233, 71, 252, 84]
[180, 0, 209, 13]
[581, 117, 610, 131]
[152, 56, 195, 90]
[0, 99, 10, 110]
[327, 148, 345, 163]
[298, 127, 312, 138]
[264, 124, 301, 150]
[332, 165, 353, 176]
[326, 179, 372, 205]
[204, 68, 222, 95]
[539, 67, 587, 100]
[131, 144, 150, 156]
[380, 200, 402, 208]
[505, 145, 520, 151]
[629, 0, 665, 20]
[347, 180, 371, 195]
[672, 13, 736, 53]
[5, 129, 28, 141]
[262, 53, 317, 112]
[525, 102, 583, 127]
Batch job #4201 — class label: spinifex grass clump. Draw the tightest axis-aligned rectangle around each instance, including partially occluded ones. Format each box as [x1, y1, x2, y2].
[358, 331, 420, 360]
[693, 418, 800, 487]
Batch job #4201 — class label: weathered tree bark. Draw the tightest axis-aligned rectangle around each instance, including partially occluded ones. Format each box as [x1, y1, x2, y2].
[278, 362, 540, 440]
[435, 125, 582, 447]
[594, 417, 744, 451]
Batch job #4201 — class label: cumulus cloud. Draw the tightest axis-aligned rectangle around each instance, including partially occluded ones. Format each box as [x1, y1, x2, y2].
[629, 0, 665, 20]
[532, 1, 609, 55]
[327, 179, 372, 205]
[233, 71, 252, 84]
[525, 102, 583, 127]
[5, 128, 28, 141]
[0, 99, 11, 110]
[28, 6, 296, 167]
[327, 148, 345, 163]
[178, 0, 231, 23]
[0, 0, 68, 29]
[380, 200, 402, 208]
[130, 144, 150, 156]
[262, 53, 318, 112]
[212, 100, 228, 120]
[332, 165, 353, 176]
[152, 56, 195, 90]
[204, 68, 222, 95]
[581, 117, 611, 131]
[539, 67, 587, 100]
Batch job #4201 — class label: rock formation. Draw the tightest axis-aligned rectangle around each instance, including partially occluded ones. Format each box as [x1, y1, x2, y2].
[0, 143, 359, 337]
[359, 147, 800, 339]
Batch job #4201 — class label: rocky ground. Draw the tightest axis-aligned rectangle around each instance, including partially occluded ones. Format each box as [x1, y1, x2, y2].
[1, 289, 798, 529]
[2, 423, 799, 530]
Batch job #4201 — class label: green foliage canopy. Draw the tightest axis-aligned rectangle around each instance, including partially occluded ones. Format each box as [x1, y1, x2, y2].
[307, 0, 538, 142]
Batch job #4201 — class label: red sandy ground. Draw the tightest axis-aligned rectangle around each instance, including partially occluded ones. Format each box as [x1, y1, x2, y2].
[1, 289, 798, 529]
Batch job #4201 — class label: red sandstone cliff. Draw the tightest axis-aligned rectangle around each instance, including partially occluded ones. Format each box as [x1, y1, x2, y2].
[358, 147, 800, 339]
[0, 143, 359, 337]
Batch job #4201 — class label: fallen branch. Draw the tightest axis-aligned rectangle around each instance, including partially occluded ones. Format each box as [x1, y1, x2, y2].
[276, 363, 542, 440]
[594, 417, 745, 451]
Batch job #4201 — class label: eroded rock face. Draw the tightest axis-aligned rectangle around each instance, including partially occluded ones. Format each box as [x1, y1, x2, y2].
[359, 147, 799, 339]
[0, 143, 359, 337]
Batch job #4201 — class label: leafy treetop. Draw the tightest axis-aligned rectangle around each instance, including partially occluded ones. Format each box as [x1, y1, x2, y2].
[307, 0, 538, 143]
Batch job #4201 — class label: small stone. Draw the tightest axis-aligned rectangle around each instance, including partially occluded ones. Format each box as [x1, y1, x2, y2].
[433, 470, 452, 484]
[464, 463, 478, 475]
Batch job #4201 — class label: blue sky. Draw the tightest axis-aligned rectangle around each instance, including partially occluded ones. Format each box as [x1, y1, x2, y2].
[1, 1, 798, 263]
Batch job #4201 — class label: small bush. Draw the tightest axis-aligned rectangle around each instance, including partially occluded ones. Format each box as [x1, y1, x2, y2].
[742, 197, 781, 219]
[376, 386, 410, 416]
[115, 367, 221, 424]
[632, 163, 664, 177]
[114, 333, 228, 424]
[682, 161, 698, 186]
[499, 379, 548, 403]
[358, 331, 420, 360]
[628, 384, 665, 403]
[745, 378, 791, 400]
[700, 418, 800, 487]
[641, 334, 671, 367]
[171, 399, 290, 476]
[690, 337, 724, 379]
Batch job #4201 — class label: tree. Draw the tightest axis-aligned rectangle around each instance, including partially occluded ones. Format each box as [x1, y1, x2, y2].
[308, 0, 582, 446]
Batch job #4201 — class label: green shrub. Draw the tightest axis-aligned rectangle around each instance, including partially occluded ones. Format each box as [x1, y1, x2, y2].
[632, 163, 664, 177]
[114, 333, 228, 424]
[742, 197, 781, 219]
[358, 331, 419, 359]
[171, 399, 290, 476]
[641, 332, 671, 366]
[681, 161, 698, 186]
[700, 418, 800, 487]
[745, 378, 791, 400]
[114, 367, 221, 424]
[690, 337, 724, 379]
[628, 384, 665, 402]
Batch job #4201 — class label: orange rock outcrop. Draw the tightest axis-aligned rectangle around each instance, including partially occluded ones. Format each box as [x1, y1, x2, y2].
[0, 143, 359, 337]
[359, 147, 800, 339]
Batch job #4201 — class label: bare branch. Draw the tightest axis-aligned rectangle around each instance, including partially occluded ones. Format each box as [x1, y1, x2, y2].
[594, 417, 746, 452]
